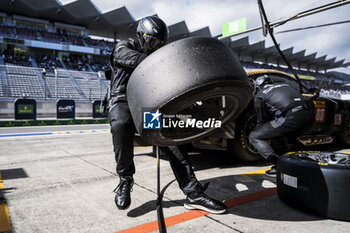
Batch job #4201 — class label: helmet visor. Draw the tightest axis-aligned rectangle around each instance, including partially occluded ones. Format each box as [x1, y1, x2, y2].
[255, 76, 266, 87]
[144, 34, 166, 53]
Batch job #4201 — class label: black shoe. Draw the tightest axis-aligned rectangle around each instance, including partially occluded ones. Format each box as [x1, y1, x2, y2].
[265, 166, 277, 177]
[184, 183, 226, 214]
[113, 176, 134, 210]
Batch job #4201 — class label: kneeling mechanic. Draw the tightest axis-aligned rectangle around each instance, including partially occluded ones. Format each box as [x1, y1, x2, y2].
[249, 76, 314, 177]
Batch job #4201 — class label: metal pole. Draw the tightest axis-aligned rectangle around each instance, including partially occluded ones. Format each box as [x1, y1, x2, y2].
[54, 68, 58, 99]
[42, 68, 47, 100]
[44, 76, 47, 100]
[218, 0, 350, 40]
[258, 0, 304, 93]
[98, 71, 102, 99]
[155, 146, 167, 233]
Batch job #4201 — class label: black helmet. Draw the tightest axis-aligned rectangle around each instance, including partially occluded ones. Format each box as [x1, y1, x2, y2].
[255, 75, 272, 87]
[254, 75, 272, 93]
[136, 16, 169, 55]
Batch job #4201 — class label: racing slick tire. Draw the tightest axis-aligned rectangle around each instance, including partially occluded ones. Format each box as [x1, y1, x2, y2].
[127, 37, 252, 146]
[339, 111, 350, 145]
[227, 109, 261, 161]
[277, 151, 350, 221]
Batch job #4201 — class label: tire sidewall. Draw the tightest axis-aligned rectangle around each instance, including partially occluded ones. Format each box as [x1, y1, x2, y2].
[339, 111, 350, 145]
[228, 107, 262, 161]
[277, 152, 350, 221]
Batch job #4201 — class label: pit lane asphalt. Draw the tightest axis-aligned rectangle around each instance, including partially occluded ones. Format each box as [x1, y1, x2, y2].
[0, 125, 349, 233]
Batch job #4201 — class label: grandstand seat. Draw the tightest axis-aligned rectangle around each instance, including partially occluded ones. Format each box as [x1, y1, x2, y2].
[0, 78, 4, 97]
[5, 64, 37, 75]
[45, 75, 83, 99]
[74, 77, 105, 99]
[7, 74, 44, 98]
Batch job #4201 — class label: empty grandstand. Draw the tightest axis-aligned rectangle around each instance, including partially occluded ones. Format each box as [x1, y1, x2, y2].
[0, 63, 108, 101]
[44, 71, 82, 100]
[7, 74, 44, 98]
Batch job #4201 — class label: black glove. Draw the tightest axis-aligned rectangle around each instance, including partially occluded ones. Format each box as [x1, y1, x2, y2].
[100, 86, 110, 114]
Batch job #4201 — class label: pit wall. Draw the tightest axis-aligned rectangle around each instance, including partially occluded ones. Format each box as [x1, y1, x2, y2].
[0, 100, 94, 119]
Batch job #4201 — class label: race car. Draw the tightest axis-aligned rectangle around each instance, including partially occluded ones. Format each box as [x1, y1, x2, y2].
[191, 69, 350, 161]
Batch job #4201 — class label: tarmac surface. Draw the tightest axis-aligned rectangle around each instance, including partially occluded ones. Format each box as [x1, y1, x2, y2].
[0, 124, 350, 233]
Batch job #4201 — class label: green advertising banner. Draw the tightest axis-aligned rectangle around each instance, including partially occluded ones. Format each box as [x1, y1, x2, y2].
[92, 100, 107, 118]
[222, 17, 247, 37]
[15, 99, 36, 120]
[18, 104, 34, 114]
[94, 104, 100, 113]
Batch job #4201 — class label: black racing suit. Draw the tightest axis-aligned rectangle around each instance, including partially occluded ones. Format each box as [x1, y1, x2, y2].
[108, 39, 201, 195]
[248, 83, 314, 163]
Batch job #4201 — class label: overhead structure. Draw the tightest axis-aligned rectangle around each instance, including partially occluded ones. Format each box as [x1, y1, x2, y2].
[0, 0, 212, 40]
[0, 0, 348, 71]
[224, 36, 348, 72]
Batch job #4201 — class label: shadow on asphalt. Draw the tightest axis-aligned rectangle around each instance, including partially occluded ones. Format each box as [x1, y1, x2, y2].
[127, 173, 324, 222]
[227, 196, 326, 222]
[127, 198, 186, 218]
[138, 143, 349, 172]
[137, 149, 271, 172]
[202, 174, 324, 222]
[131, 147, 344, 221]
[0, 168, 28, 180]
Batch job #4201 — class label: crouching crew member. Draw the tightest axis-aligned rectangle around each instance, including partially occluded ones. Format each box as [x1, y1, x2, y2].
[249, 75, 314, 177]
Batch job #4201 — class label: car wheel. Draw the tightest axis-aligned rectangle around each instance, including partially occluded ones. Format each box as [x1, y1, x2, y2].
[227, 109, 261, 161]
[127, 37, 252, 146]
[277, 151, 350, 221]
[339, 111, 350, 145]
